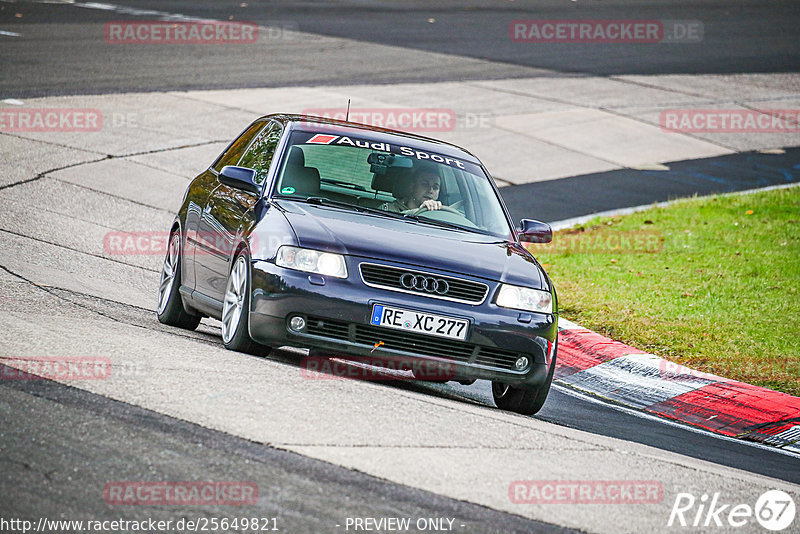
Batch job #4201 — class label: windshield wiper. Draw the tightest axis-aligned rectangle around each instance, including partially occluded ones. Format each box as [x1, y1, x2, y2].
[402, 213, 471, 232]
[320, 178, 367, 191]
[304, 196, 364, 210]
[287, 196, 476, 231]
[301, 196, 405, 219]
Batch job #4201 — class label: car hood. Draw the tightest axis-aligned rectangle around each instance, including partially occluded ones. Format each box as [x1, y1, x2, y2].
[274, 201, 546, 289]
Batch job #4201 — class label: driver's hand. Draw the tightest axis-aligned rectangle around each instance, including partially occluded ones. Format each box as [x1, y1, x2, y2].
[420, 200, 442, 211]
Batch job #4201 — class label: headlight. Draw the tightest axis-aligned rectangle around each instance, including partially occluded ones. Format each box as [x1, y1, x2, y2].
[275, 246, 348, 278]
[496, 284, 552, 314]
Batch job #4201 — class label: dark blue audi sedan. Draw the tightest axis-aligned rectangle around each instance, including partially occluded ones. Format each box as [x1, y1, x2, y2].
[157, 114, 558, 415]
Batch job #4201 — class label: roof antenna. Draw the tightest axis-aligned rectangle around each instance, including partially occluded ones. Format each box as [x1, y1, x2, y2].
[345, 99, 351, 122]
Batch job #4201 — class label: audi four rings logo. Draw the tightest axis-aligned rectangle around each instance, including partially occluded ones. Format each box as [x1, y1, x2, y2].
[400, 273, 450, 295]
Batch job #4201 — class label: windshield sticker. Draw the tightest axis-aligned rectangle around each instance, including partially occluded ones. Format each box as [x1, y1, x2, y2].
[397, 146, 465, 169]
[307, 133, 338, 144]
[280, 186, 296, 194]
[302, 134, 466, 169]
[335, 136, 391, 151]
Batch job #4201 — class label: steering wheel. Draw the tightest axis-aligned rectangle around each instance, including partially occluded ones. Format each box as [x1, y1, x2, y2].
[405, 204, 464, 216]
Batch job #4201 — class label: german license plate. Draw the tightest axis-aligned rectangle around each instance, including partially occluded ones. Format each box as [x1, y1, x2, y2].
[370, 304, 469, 341]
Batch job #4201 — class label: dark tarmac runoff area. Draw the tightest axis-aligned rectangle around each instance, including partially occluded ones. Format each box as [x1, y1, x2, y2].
[501, 148, 800, 224]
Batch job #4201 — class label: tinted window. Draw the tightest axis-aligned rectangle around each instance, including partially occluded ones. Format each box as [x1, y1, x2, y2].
[211, 120, 267, 172]
[238, 122, 282, 185]
[303, 144, 374, 191]
[273, 131, 512, 237]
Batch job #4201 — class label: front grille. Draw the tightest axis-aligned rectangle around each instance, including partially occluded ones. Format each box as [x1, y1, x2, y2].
[306, 317, 349, 341]
[475, 347, 524, 369]
[359, 263, 489, 304]
[303, 315, 527, 372]
[354, 324, 474, 362]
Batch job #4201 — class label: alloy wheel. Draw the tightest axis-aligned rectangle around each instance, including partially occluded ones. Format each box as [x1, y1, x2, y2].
[222, 256, 248, 343]
[157, 234, 180, 314]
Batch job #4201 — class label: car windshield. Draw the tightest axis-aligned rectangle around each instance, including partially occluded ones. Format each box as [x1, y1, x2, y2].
[271, 130, 512, 237]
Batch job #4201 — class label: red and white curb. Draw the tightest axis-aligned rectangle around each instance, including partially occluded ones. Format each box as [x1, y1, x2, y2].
[555, 318, 800, 453]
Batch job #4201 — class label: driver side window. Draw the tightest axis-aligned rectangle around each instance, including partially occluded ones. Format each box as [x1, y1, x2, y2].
[211, 120, 266, 173]
[238, 122, 283, 185]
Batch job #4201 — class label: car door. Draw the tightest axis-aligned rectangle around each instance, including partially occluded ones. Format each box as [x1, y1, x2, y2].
[195, 120, 283, 303]
[187, 120, 267, 296]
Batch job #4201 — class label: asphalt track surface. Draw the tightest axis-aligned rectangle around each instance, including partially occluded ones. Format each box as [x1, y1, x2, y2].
[2, 0, 800, 97]
[1, 1, 799, 532]
[0, 364, 570, 534]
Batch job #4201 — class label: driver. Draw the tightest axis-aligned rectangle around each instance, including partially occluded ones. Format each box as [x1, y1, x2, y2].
[389, 169, 443, 212]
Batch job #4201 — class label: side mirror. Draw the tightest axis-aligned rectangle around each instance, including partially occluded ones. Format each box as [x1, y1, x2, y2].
[518, 219, 552, 244]
[219, 166, 260, 195]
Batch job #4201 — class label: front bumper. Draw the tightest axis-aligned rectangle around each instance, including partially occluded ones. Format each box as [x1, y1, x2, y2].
[248, 258, 557, 389]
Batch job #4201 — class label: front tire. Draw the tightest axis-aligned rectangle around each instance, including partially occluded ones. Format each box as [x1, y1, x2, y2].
[492, 346, 557, 416]
[157, 231, 201, 330]
[221, 251, 268, 356]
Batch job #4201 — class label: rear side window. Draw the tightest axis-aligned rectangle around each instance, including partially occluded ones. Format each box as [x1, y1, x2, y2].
[212, 120, 267, 172]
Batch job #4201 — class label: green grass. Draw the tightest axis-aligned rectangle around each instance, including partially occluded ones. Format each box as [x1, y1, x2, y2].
[527, 186, 800, 396]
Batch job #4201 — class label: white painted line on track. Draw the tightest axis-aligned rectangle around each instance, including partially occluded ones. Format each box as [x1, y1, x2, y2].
[552, 383, 800, 458]
[763, 426, 800, 449]
[556, 317, 586, 331]
[71, 1, 216, 22]
[559, 353, 717, 408]
[0, 30, 21, 37]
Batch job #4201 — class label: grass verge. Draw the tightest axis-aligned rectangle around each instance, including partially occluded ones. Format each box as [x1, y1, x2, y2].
[527, 185, 800, 396]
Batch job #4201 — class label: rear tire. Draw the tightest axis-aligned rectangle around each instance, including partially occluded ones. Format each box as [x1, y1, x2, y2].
[492, 345, 557, 416]
[221, 251, 269, 356]
[157, 231, 201, 330]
